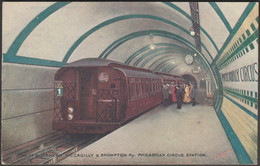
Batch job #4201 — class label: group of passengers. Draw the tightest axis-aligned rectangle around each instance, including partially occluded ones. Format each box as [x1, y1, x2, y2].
[162, 82, 196, 109]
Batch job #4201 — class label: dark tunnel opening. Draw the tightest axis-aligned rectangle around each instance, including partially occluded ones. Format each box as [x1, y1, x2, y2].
[181, 74, 197, 88]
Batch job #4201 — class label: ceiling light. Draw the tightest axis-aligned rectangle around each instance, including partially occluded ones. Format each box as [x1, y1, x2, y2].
[189, 27, 195, 36]
[190, 31, 195, 36]
[172, 61, 175, 64]
[149, 33, 156, 50]
[150, 44, 156, 50]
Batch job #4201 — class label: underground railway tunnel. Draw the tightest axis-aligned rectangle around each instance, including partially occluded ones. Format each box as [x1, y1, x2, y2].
[1, 2, 258, 165]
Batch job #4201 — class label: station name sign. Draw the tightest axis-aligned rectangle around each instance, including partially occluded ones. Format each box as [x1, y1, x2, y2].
[221, 62, 258, 82]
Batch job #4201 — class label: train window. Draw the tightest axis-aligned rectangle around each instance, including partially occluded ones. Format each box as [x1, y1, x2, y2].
[136, 81, 141, 97]
[146, 79, 151, 95]
[136, 78, 141, 97]
[150, 79, 153, 94]
[129, 78, 136, 99]
[146, 83, 150, 95]
[149, 83, 152, 95]
[142, 79, 146, 96]
[129, 78, 135, 83]
[129, 85, 135, 99]
[153, 80, 156, 92]
[142, 83, 146, 96]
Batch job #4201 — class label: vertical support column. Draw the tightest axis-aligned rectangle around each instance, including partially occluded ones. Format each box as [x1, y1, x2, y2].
[189, 2, 202, 52]
[205, 78, 212, 95]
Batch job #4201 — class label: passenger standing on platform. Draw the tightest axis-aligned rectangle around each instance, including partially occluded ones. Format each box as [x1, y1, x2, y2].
[190, 83, 196, 106]
[175, 84, 183, 109]
[183, 84, 191, 103]
[180, 83, 185, 101]
[162, 84, 169, 106]
[168, 84, 172, 105]
[171, 83, 177, 103]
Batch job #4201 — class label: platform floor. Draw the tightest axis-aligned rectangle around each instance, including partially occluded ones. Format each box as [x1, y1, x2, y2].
[59, 103, 239, 165]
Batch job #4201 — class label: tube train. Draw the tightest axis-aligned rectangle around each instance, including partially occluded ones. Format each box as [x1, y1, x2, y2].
[52, 58, 184, 135]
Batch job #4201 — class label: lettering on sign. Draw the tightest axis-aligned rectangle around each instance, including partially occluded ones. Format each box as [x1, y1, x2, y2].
[221, 63, 258, 82]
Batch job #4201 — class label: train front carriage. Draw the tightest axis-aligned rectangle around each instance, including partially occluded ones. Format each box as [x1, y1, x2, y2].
[53, 59, 126, 134]
[52, 58, 165, 135]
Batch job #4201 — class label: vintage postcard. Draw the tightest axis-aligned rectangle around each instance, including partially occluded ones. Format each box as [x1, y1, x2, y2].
[2, 1, 258, 165]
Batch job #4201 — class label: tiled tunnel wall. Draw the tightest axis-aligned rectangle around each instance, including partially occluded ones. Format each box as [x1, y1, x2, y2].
[215, 4, 258, 164]
[2, 63, 58, 150]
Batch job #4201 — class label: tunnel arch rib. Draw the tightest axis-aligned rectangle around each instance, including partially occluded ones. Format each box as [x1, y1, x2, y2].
[98, 29, 219, 89]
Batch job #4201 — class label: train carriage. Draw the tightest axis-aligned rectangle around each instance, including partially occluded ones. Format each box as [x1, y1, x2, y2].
[172, 76, 185, 84]
[52, 58, 162, 135]
[154, 72, 185, 85]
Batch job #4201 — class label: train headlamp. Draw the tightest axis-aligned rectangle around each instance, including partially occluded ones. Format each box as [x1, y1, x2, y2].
[67, 114, 73, 120]
[67, 107, 74, 114]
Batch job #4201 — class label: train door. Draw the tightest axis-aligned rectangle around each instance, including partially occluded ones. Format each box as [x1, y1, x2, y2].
[79, 68, 97, 121]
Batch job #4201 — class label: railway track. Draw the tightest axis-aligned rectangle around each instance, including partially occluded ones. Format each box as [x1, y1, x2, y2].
[2, 133, 100, 165]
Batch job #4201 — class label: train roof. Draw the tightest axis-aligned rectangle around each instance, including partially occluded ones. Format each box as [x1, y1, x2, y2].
[114, 67, 160, 79]
[159, 75, 175, 80]
[61, 58, 162, 79]
[153, 72, 173, 77]
[63, 58, 154, 73]
[153, 71, 185, 83]
[64, 58, 125, 67]
[154, 72, 182, 78]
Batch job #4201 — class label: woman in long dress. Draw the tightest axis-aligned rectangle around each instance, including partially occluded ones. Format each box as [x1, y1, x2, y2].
[183, 84, 191, 103]
[171, 84, 177, 103]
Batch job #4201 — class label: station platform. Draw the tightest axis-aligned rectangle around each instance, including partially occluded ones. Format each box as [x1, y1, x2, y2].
[59, 103, 239, 165]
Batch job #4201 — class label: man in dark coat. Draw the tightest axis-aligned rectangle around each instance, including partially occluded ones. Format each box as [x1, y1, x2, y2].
[175, 83, 183, 109]
[180, 83, 185, 101]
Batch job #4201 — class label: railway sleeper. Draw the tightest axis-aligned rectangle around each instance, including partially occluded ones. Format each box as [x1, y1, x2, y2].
[3, 134, 63, 162]
[11, 141, 64, 164]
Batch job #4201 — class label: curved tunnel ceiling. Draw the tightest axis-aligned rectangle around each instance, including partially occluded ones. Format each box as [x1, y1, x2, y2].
[3, 2, 253, 80]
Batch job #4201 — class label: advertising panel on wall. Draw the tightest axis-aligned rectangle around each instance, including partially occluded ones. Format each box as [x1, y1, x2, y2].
[218, 4, 258, 164]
